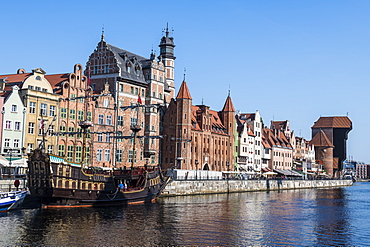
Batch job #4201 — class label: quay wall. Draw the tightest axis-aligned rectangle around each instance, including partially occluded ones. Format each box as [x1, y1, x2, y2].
[161, 179, 353, 196]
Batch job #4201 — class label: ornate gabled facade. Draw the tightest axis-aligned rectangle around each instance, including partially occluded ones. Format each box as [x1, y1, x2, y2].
[235, 119, 255, 173]
[0, 85, 26, 159]
[237, 110, 263, 172]
[47, 64, 94, 164]
[311, 116, 352, 177]
[86, 26, 176, 168]
[0, 68, 59, 155]
[262, 127, 293, 171]
[161, 80, 235, 171]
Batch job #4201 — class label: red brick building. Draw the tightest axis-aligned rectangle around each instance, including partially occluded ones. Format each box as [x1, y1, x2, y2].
[161, 80, 235, 171]
[86, 27, 176, 168]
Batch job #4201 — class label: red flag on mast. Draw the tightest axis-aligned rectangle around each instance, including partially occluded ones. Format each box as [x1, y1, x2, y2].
[138, 94, 142, 104]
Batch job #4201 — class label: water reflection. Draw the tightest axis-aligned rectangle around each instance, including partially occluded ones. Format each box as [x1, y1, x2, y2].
[1, 184, 369, 246]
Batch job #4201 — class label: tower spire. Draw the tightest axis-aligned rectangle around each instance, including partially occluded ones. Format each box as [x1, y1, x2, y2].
[101, 25, 105, 41]
[166, 22, 169, 37]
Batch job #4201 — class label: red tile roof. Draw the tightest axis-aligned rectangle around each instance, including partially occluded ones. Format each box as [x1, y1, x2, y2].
[312, 117, 352, 129]
[222, 96, 235, 112]
[310, 130, 334, 147]
[176, 80, 192, 99]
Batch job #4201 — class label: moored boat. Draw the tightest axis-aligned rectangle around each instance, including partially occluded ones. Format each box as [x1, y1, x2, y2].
[0, 190, 27, 212]
[27, 149, 170, 208]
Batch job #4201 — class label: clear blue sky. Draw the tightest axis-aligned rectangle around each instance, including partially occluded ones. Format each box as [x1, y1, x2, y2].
[2, 1, 370, 163]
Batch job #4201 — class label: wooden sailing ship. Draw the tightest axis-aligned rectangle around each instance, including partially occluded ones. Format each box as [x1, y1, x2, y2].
[27, 93, 170, 208]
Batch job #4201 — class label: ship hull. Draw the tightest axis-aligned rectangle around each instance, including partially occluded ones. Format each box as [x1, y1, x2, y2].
[27, 149, 169, 208]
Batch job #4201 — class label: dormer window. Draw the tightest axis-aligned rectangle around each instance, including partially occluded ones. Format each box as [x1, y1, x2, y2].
[136, 69, 140, 76]
[127, 66, 131, 73]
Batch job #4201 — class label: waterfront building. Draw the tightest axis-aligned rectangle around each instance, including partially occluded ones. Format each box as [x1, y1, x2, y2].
[354, 162, 370, 179]
[236, 116, 256, 173]
[85, 26, 175, 168]
[311, 116, 352, 177]
[262, 127, 293, 171]
[47, 64, 94, 164]
[90, 83, 116, 167]
[236, 111, 263, 172]
[294, 136, 316, 175]
[0, 69, 59, 155]
[161, 80, 235, 171]
[0, 84, 26, 160]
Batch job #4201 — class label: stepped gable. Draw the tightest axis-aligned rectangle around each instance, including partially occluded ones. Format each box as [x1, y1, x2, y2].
[176, 80, 192, 99]
[310, 130, 334, 147]
[222, 95, 235, 112]
[190, 105, 227, 135]
[312, 116, 352, 129]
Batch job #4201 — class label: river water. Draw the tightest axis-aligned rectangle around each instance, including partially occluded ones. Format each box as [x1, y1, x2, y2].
[1, 182, 369, 246]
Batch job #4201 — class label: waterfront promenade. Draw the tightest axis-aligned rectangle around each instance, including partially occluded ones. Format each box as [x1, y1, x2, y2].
[161, 178, 353, 196]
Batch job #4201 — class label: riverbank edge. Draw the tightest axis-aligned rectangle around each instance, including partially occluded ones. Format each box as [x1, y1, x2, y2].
[160, 179, 354, 197]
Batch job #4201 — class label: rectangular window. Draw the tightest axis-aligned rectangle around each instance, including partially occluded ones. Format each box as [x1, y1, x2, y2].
[28, 122, 35, 134]
[48, 125, 54, 136]
[78, 110, 84, 121]
[27, 143, 34, 153]
[29, 102, 36, 114]
[106, 133, 110, 142]
[5, 120, 11, 130]
[106, 115, 112, 125]
[116, 150, 122, 162]
[13, 139, 20, 148]
[98, 114, 104, 124]
[11, 104, 17, 112]
[105, 65, 109, 73]
[130, 118, 137, 126]
[58, 145, 65, 157]
[87, 112, 92, 121]
[70, 94, 76, 101]
[97, 133, 103, 142]
[47, 145, 53, 154]
[4, 138, 10, 147]
[104, 150, 110, 162]
[28, 85, 34, 90]
[59, 126, 66, 136]
[97, 149, 102, 161]
[40, 103, 47, 116]
[118, 116, 124, 126]
[60, 108, 67, 118]
[50, 105, 56, 116]
[130, 86, 134, 94]
[14, 121, 21, 131]
[79, 96, 84, 103]
[75, 146, 82, 163]
[104, 99, 109, 107]
[119, 84, 124, 92]
[67, 145, 74, 161]
[68, 127, 75, 137]
[35, 86, 41, 91]
[128, 150, 133, 163]
[70, 109, 76, 119]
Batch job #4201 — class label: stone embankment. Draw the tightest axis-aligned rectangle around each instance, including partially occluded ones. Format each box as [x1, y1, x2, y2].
[161, 179, 353, 196]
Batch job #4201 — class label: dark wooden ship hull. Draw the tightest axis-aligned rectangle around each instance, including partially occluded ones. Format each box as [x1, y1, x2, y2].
[27, 149, 170, 208]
